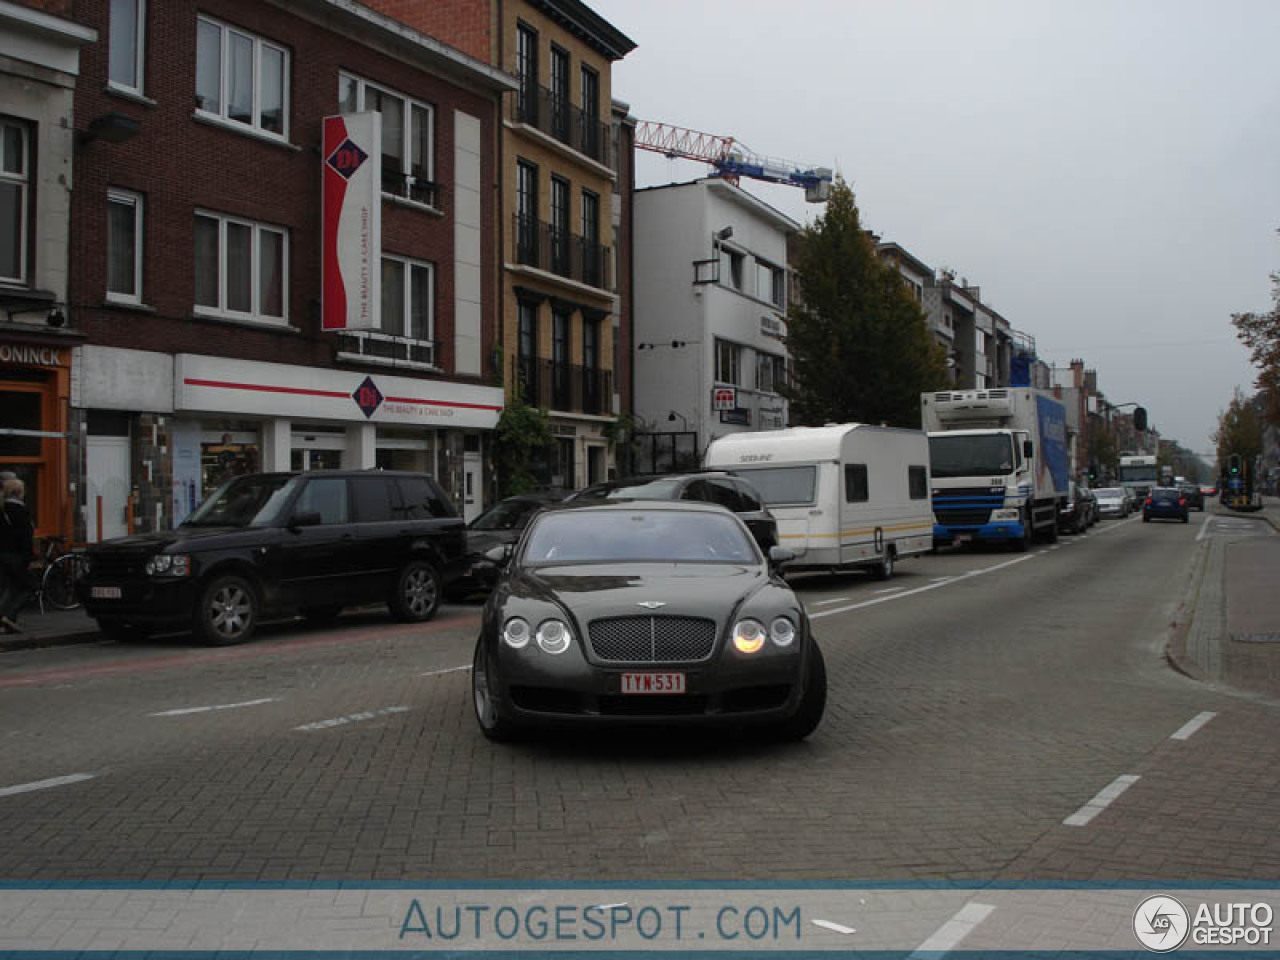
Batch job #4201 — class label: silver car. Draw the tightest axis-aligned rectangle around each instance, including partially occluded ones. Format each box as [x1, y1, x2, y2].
[1093, 486, 1130, 518]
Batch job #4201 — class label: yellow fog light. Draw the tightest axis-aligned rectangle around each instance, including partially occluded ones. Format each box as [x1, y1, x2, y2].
[732, 619, 767, 654]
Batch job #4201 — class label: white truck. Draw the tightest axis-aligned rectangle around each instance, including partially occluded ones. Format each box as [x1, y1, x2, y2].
[703, 424, 934, 578]
[921, 388, 1070, 550]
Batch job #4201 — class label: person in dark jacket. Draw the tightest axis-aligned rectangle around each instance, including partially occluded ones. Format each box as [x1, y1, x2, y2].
[0, 475, 35, 633]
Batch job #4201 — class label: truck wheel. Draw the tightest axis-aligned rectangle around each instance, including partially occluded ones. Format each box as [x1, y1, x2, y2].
[873, 548, 895, 580]
[194, 574, 258, 646]
[1012, 511, 1032, 552]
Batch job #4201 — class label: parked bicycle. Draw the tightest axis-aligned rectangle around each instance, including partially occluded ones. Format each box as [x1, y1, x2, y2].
[32, 536, 88, 612]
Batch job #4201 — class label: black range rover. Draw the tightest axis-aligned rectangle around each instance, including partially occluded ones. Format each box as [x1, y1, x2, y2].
[76, 470, 466, 645]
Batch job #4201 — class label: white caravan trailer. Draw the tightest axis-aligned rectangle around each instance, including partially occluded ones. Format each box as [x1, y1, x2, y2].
[704, 424, 933, 578]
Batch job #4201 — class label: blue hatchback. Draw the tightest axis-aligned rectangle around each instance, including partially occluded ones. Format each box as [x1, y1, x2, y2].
[1143, 486, 1189, 523]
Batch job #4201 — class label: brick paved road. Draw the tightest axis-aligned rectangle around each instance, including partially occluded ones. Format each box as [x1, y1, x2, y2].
[1, 511, 1276, 883]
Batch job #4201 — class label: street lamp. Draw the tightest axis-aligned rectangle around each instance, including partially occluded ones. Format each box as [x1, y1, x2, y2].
[668, 411, 689, 432]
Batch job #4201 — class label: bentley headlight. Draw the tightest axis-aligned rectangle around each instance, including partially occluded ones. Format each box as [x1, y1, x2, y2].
[502, 617, 531, 649]
[770, 617, 796, 647]
[145, 554, 191, 577]
[536, 619, 572, 655]
[732, 618, 767, 654]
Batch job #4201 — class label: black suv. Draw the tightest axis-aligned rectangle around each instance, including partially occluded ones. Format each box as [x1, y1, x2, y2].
[567, 471, 779, 551]
[76, 470, 465, 645]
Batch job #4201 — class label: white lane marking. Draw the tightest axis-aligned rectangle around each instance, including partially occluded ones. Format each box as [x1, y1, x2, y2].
[908, 902, 996, 957]
[1084, 514, 1140, 537]
[0, 773, 95, 798]
[811, 553, 1036, 620]
[149, 697, 278, 717]
[812, 918, 857, 935]
[813, 596, 851, 606]
[1063, 774, 1140, 826]
[1170, 711, 1217, 741]
[930, 577, 953, 583]
[1196, 516, 1214, 541]
[295, 706, 410, 732]
[419, 665, 471, 678]
[873, 587, 903, 595]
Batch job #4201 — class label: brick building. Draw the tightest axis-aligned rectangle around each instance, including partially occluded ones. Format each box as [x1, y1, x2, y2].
[36, 0, 515, 541]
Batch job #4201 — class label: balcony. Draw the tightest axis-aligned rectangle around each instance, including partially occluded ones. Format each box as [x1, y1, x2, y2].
[335, 330, 441, 371]
[514, 355, 611, 416]
[512, 215, 612, 292]
[511, 84, 611, 168]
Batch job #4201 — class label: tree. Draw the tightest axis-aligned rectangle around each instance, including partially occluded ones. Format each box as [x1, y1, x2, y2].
[1088, 423, 1119, 482]
[782, 177, 948, 428]
[1230, 233, 1280, 426]
[1212, 388, 1263, 474]
[491, 396, 552, 498]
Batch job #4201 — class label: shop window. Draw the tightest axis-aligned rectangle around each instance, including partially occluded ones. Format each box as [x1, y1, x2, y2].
[201, 431, 260, 491]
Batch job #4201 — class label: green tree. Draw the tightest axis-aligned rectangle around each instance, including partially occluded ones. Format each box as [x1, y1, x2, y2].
[1088, 423, 1119, 481]
[491, 396, 552, 498]
[782, 177, 948, 427]
[1230, 234, 1280, 426]
[1212, 388, 1263, 474]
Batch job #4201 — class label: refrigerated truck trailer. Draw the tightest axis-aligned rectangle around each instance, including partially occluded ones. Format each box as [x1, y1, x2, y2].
[921, 388, 1070, 550]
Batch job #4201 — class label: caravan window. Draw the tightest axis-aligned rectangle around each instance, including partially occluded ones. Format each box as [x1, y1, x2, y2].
[845, 464, 869, 503]
[908, 466, 929, 500]
[734, 466, 815, 506]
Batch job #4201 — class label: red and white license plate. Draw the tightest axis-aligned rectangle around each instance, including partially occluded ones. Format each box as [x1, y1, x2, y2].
[90, 586, 122, 599]
[621, 672, 686, 695]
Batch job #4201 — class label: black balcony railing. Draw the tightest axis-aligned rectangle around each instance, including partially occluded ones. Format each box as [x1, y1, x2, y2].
[381, 168, 440, 209]
[336, 330, 441, 369]
[511, 84, 611, 167]
[514, 355, 611, 415]
[512, 215, 611, 291]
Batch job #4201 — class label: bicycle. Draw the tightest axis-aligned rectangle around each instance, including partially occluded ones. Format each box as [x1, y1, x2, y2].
[31, 536, 88, 613]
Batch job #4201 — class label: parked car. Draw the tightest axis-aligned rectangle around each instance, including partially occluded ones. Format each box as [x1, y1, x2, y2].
[1143, 486, 1189, 523]
[1058, 482, 1092, 534]
[1179, 483, 1205, 511]
[1199, 483, 1219, 499]
[76, 470, 466, 645]
[569, 471, 779, 551]
[1093, 486, 1130, 518]
[1078, 485, 1099, 527]
[470, 500, 826, 741]
[447, 492, 563, 600]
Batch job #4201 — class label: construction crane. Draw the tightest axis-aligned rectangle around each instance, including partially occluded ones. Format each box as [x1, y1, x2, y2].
[634, 120, 833, 203]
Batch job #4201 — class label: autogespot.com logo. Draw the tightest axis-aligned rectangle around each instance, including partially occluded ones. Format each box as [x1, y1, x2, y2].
[1133, 895, 1190, 952]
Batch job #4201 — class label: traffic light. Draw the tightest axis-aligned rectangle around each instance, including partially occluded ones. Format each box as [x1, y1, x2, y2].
[1228, 454, 1242, 476]
[1133, 407, 1148, 432]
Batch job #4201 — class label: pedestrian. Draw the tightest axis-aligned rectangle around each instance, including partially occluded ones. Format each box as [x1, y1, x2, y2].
[0, 475, 35, 634]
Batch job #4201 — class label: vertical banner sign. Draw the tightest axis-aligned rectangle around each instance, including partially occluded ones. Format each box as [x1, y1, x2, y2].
[322, 112, 381, 330]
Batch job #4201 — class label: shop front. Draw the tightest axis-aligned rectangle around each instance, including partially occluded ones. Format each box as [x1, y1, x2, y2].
[0, 337, 73, 539]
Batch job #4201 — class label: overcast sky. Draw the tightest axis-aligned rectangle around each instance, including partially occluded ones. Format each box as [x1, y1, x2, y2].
[591, 0, 1280, 458]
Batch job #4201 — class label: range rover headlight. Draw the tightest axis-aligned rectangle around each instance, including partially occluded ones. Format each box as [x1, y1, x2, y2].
[769, 617, 796, 647]
[502, 617, 531, 649]
[536, 619, 572, 655]
[145, 554, 191, 577]
[732, 618, 767, 654]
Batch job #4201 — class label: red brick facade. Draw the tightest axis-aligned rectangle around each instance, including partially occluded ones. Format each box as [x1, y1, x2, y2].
[68, 0, 501, 381]
[362, 0, 493, 63]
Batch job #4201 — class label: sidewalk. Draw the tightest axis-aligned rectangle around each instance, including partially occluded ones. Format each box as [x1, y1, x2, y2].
[0, 600, 101, 652]
[1173, 497, 1280, 700]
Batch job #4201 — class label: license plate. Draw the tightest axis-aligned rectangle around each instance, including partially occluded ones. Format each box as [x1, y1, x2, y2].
[621, 672, 685, 695]
[90, 586, 122, 599]
[954, 534, 972, 544]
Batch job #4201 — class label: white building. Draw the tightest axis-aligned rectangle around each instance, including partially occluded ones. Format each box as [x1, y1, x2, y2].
[632, 178, 798, 468]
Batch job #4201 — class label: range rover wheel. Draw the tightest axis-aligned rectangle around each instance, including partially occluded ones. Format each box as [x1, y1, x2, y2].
[389, 559, 441, 622]
[194, 574, 258, 646]
[472, 638, 517, 742]
[776, 643, 827, 741]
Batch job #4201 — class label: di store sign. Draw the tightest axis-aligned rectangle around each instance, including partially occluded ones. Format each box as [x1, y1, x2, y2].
[322, 112, 381, 331]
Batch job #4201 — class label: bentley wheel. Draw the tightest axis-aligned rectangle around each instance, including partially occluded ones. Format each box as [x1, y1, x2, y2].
[776, 643, 827, 741]
[472, 639, 517, 742]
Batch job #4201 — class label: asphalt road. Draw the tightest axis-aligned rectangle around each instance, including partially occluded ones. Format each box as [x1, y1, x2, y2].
[1, 511, 1277, 882]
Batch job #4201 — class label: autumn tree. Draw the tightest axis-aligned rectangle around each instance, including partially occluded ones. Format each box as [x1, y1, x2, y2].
[1230, 233, 1280, 425]
[783, 177, 948, 428]
[1212, 388, 1263, 473]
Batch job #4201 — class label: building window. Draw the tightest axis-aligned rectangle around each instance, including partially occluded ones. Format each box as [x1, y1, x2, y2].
[107, 190, 143, 303]
[338, 74, 435, 206]
[194, 210, 288, 323]
[580, 64, 599, 157]
[550, 176, 569, 274]
[381, 255, 434, 343]
[549, 45, 569, 141]
[551, 308, 571, 410]
[756, 260, 784, 307]
[583, 316, 601, 414]
[517, 299, 538, 406]
[196, 15, 289, 138]
[581, 189, 600, 287]
[515, 22, 538, 124]
[756, 351, 785, 394]
[0, 119, 29, 285]
[720, 246, 744, 291]
[515, 159, 538, 262]
[715, 338, 741, 386]
[109, 0, 145, 94]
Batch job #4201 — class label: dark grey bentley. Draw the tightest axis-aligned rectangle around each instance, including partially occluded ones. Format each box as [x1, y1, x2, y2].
[471, 500, 826, 741]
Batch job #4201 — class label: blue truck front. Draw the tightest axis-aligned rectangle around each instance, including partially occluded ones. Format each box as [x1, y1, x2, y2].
[927, 430, 1029, 544]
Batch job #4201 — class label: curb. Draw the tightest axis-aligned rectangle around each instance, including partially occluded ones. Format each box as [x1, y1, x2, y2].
[0, 628, 103, 654]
